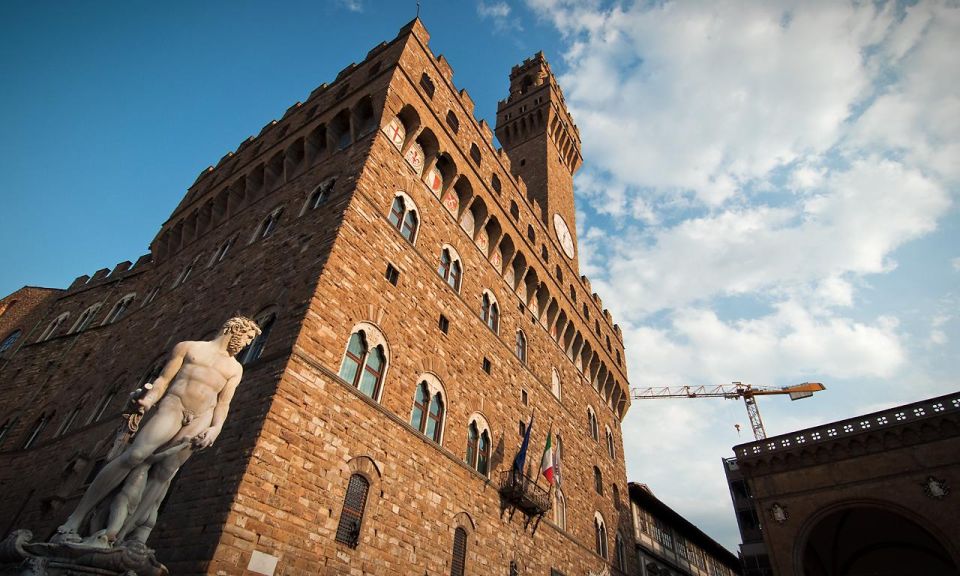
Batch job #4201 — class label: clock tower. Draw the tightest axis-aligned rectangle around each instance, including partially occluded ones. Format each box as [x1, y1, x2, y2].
[495, 52, 583, 273]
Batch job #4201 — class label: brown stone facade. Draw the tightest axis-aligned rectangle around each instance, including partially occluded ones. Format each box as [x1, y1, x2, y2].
[0, 286, 62, 359]
[732, 392, 960, 575]
[0, 19, 634, 576]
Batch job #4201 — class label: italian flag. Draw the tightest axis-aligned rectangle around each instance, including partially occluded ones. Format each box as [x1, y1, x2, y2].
[540, 429, 555, 485]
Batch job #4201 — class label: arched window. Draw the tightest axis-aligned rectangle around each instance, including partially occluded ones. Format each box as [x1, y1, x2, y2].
[594, 466, 603, 495]
[303, 177, 336, 214]
[551, 368, 561, 401]
[437, 247, 462, 292]
[240, 312, 276, 365]
[70, 303, 102, 334]
[335, 473, 370, 548]
[56, 403, 84, 437]
[23, 413, 51, 449]
[465, 416, 491, 476]
[594, 514, 608, 559]
[38, 313, 69, 342]
[209, 238, 233, 267]
[173, 255, 202, 288]
[102, 293, 136, 325]
[0, 329, 21, 353]
[615, 531, 626, 571]
[387, 194, 419, 243]
[515, 330, 527, 364]
[409, 377, 444, 443]
[338, 326, 388, 401]
[0, 416, 20, 448]
[554, 488, 566, 530]
[480, 291, 499, 333]
[451, 526, 468, 576]
[606, 426, 616, 459]
[587, 407, 599, 441]
[89, 387, 119, 424]
[251, 206, 283, 242]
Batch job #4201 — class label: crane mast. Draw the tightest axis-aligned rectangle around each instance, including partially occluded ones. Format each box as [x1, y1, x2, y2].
[631, 382, 825, 440]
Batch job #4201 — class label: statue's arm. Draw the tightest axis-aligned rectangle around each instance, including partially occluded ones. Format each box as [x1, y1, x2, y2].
[139, 342, 189, 410]
[193, 368, 241, 449]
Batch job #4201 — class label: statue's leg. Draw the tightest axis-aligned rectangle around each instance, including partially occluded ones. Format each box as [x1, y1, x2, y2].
[117, 411, 210, 543]
[57, 403, 182, 536]
[103, 462, 149, 541]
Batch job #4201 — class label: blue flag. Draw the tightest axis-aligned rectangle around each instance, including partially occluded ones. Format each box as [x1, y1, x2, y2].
[512, 413, 534, 474]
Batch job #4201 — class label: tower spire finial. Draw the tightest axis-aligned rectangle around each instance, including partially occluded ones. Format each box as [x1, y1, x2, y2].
[416, 1, 420, 18]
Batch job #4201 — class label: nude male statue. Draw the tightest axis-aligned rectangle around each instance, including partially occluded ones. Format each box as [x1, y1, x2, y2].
[55, 316, 261, 545]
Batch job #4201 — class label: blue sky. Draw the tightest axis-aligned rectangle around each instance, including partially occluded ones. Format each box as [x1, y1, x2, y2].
[2, 0, 958, 553]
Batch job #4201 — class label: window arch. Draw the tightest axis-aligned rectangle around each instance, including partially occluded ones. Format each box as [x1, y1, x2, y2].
[0, 329, 21, 353]
[335, 473, 370, 548]
[56, 403, 85, 437]
[173, 254, 202, 288]
[70, 303, 102, 334]
[515, 329, 527, 364]
[480, 290, 499, 334]
[338, 323, 388, 401]
[102, 293, 136, 326]
[594, 513, 608, 559]
[409, 374, 445, 443]
[387, 193, 419, 243]
[437, 246, 463, 292]
[302, 177, 336, 214]
[88, 386, 119, 424]
[251, 206, 283, 243]
[419, 72, 436, 98]
[240, 310, 276, 365]
[606, 426, 616, 459]
[593, 466, 603, 495]
[465, 414, 491, 477]
[23, 412, 52, 449]
[553, 488, 567, 530]
[38, 313, 69, 342]
[551, 367, 561, 401]
[451, 526, 467, 576]
[587, 406, 599, 441]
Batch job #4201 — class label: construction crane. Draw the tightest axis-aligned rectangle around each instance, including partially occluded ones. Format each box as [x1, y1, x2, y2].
[631, 382, 826, 441]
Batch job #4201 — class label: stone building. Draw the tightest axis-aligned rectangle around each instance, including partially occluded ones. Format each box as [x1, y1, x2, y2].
[628, 483, 740, 576]
[0, 19, 635, 576]
[730, 391, 960, 576]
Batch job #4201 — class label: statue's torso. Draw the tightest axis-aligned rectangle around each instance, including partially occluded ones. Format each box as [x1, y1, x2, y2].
[164, 341, 241, 414]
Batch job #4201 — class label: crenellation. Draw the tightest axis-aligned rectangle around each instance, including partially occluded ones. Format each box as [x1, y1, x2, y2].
[335, 62, 357, 82]
[68, 275, 90, 290]
[108, 261, 132, 278]
[366, 41, 389, 61]
[434, 54, 454, 83]
[457, 88, 474, 117]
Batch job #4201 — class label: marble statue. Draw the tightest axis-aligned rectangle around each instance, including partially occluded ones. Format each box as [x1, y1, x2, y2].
[55, 316, 261, 547]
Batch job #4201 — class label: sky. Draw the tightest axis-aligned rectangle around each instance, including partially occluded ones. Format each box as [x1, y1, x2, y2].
[2, 0, 958, 554]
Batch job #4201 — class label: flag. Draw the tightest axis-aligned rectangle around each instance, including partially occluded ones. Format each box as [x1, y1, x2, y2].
[512, 413, 534, 474]
[540, 428, 555, 485]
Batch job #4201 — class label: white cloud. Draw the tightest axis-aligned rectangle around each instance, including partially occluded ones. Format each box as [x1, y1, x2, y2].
[336, 0, 363, 13]
[951, 257, 960, 272]
[478, 1, 522, 32]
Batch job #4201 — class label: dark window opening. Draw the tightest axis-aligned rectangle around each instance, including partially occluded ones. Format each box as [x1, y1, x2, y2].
[385, 263, 399, 286]
[335, 474, 369, 548]
[438, 314, 449, 334]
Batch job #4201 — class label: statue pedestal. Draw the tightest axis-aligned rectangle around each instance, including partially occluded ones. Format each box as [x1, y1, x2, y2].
[0, 530, 167, 576]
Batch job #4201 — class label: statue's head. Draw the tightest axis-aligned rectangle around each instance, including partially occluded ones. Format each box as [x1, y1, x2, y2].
[221, 316, 262, 356]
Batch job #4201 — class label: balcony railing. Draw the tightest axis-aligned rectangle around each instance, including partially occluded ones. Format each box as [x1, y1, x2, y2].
[499, 469, 552, 516]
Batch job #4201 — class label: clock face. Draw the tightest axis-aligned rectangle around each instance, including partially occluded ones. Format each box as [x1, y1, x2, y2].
[553, 213, 575, 259]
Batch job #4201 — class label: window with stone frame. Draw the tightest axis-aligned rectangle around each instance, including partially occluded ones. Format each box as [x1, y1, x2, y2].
[0, 416, 20, 449]
[102, 293, 136, 325]
[88, 386, 119, 424]
[450, 526, 468, 576]
[480, 291, 499, 334]
[338, 326, 388, 401]
[0, 329, 21, 353]
[409, 379, 444, 443]
[38, 313, 69, 342]
[387, 193, 420, 243]
[437, 247, 463, 292]
[303, 177, 336, 213]
[593, 466, 603, 495]
[594, 514, 608, 559]
[240, 311, 275, 365]
[515, 329, 527, 364]
[615, 532, 627, 572]
[334, 473, 369, 548]
[465, 417, 491, 476]
[606, 426, 616, 459]
[70, 303, 102, 334]
[553, 488, 566, 530]
[22, 412, 52, 449]
[251, 206, 283, 242]
[587, 406, 599, 441]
